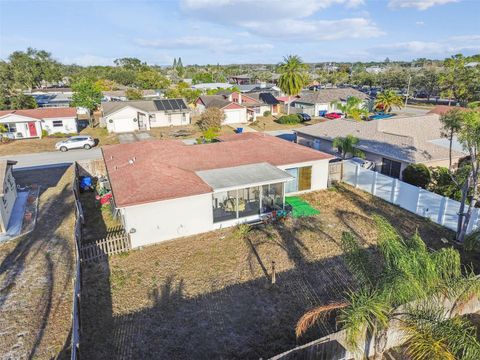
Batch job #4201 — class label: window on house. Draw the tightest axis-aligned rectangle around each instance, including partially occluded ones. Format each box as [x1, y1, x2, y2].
[52, 120, 63, 127]
[285, 166, 312, 193]
[212, 190, 238, 223]
[6, 123, 16, 132]
[255, 107, 261, 114]
[261, 183, 284, 213]
[381, 158, 401, 179]
[238, 186, 260, 218]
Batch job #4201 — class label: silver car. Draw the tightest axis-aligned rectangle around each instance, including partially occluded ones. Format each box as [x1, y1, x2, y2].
[55, 135, 95, 152]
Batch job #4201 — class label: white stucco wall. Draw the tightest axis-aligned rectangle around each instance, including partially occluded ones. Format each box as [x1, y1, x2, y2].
[223, 108, 247, 124]
[119, 159, 329, 247]
[0, 114, 42, 139]
[149, 111, 191, 127]
[0, 166, 17, 233]
[42, 117, 77, 134]
[121, 193, 214, 248]
[278, 159, 330, 194]
[104, 107, 145, 133]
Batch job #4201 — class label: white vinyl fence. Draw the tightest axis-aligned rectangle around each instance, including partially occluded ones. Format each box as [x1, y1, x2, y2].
[342, 160, 480, 234]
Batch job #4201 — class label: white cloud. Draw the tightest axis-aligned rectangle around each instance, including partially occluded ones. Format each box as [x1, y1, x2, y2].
[388, 0, 459, 10]
[179, 0, 378, 41]
[242, 18, 384, 40]
[134, 36, 274, 54]
[182, 0, 364, 20]
[416, 21, 425, 26]
[372, 34, 480, 57]
[62, 54, 114, 66]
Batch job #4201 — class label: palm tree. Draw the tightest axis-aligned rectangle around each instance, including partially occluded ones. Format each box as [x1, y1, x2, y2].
[277, 55, 308, 115]
[332, 135, 364, 159]
[439, 108, 464, 170]
[296, 216, 480, 360]
[332, 96, 369, 121]
[374, 90, 404, 113]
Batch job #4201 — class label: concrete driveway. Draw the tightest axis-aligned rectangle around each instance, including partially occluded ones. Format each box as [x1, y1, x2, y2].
[118, 132, 153, 144]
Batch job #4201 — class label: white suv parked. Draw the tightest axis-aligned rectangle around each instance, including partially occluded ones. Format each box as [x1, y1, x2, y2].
[55, 136, 95, 152]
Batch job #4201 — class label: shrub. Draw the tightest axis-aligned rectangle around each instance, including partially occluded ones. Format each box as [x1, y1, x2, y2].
[197, 107, 225, 131]
[402, 164, 431, 188]
[41, 129, 48, 138]
[263, 110, 272, 117]
[276, 114, 301, 124]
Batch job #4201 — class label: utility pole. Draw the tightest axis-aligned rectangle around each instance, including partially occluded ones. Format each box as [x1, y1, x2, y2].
[405, 74, 412, 107]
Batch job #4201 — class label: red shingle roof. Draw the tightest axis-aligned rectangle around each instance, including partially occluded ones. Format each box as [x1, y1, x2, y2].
[103, 133, 332, 207]
[0, 107, 77, 120]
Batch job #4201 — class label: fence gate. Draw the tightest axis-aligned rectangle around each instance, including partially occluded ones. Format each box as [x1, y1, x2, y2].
[80, 229, 131, 262]
[328, 161, 343, 186]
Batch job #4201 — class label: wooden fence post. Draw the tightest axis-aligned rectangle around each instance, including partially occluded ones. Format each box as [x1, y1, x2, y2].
[271, 261, 276, 285]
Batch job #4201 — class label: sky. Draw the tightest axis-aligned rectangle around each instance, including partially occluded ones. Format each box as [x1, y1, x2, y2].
[0, 0, 479, 66]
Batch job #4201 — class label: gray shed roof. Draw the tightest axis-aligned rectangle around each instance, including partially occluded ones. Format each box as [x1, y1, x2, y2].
[295, 87, 369, 105]
[196, 163, 293, 191]
[295, 114, 466, 164]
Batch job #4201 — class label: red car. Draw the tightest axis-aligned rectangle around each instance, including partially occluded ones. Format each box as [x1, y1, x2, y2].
[325, 112, 342, 120]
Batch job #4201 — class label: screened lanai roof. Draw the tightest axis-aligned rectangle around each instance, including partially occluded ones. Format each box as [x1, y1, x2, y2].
[196, 163, 293, 191]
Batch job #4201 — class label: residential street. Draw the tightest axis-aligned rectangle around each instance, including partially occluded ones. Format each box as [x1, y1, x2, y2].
[0, 148, 102, 169]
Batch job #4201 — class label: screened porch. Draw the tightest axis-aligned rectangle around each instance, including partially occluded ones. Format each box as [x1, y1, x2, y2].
[195, 163, 293, 224]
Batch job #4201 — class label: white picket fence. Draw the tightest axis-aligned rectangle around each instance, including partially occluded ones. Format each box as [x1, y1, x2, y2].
[342, 160, 480, 234]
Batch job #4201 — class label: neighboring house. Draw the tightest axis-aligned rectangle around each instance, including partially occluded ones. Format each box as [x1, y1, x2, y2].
[196, 91, 280, 123]
[0, 108, 78, 139]
[101, 99, 190, 133]
[291, 88, 370, 116]
[31, 92, 72, 108]
[191, 83, 233, 91]
[238, 83, 281, 96]
[103, 132, 333, 247]
[230, 74, 252, 85]
[295, 113, 467, 179]
[103, 89, 161, 102]
[0, 160, 17, 234]
[244, 92, 280, 116]
[195, 95, 248, 124]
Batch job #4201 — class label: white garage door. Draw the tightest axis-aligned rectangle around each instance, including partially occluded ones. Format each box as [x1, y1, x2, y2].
[113, 118, 138, 133]
[224, 109, 246, 124]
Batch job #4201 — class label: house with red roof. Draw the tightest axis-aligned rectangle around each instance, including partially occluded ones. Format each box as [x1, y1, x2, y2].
[102, 132, 333, 247]
[0, 107, 78, 139]
[196, 91, 280, 123]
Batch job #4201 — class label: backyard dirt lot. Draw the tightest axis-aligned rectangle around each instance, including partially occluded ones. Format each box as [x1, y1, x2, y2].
[0, 166, 76, 359]
[80, 184, 459, 360]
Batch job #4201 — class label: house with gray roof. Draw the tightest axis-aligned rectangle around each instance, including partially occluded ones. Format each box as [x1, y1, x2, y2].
[100, 99, 190, 133]
[291, 87, 370, 117]
[295, 114, 467, 179]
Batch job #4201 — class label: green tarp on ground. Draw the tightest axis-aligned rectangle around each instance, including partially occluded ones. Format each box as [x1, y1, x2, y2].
[285, 196, 320, 218]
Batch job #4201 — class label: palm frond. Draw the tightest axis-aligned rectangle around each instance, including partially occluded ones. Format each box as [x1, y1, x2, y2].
[338, 288, 391, 351]
[295, 302, 349, 338]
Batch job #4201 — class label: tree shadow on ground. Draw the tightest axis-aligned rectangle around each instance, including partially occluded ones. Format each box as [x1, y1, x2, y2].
[81, 251, 360, 360]
[0, 167, 75, 359]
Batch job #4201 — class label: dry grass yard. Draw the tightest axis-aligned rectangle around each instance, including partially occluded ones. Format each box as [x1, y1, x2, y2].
[0, 166, 76, 359]
[80, 183, 462, 360]
[148, 124, 236, 141]
[0, 126, 118, 156]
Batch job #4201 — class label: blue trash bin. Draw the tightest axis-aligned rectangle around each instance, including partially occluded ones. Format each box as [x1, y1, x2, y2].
[236, 127, 243, 133]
